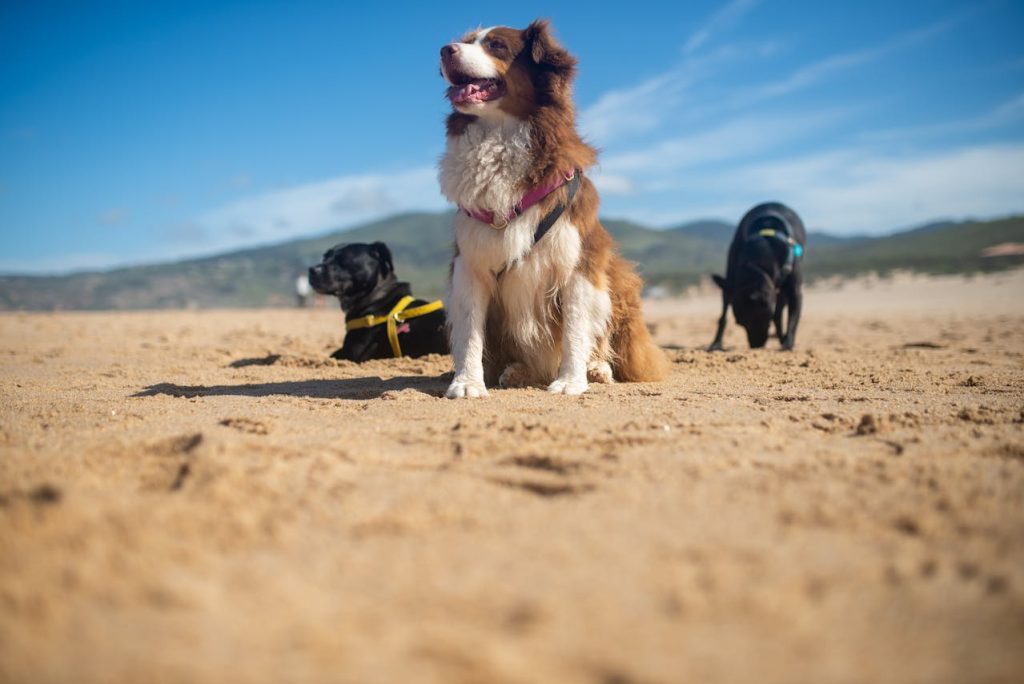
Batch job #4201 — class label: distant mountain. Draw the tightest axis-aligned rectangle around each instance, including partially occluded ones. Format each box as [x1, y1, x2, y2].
[668, 219, 733, 242]
[1, 214, 1021, 310]
[900, 220, 958, 235]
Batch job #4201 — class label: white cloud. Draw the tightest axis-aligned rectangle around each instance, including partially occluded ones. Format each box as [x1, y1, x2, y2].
[749, 48, 884, 101]
[579, 0, 764, 145]
[581, 11, 964, 148]
[195, 166, 447, 250]
[767, 144, 1024, 233]
[736, 14, 963, 105]
[981, 93, 1024, 125]
[863, 92, 1024, 141]
[684, 0, 761, 56]
[598, 108, 849, 180]
[579, 71, 690, 143]
[578, 42, 779, 145]
[607, 143, 1024, 233]
[589, 172, 635, 195]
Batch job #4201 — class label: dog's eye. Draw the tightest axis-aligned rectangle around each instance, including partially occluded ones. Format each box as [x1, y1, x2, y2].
[486, 39, 506, 52]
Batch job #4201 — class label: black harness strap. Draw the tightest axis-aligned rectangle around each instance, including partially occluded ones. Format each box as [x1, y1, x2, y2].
[533, 170, 581, 244]
[492, 171, 582, 281]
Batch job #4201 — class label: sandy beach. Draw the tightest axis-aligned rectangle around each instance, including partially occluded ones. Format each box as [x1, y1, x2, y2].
[2, 270, 1023, 683]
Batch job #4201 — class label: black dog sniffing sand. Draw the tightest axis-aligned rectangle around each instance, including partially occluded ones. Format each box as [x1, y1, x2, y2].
[308, 242, 449, 362]
[708, 202, 806, 351]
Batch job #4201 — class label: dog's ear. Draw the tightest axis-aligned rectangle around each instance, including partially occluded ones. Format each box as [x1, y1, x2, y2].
[711, 274, 730, 293]
[523, 19, 575, 74]
[371, 242, 393, 278]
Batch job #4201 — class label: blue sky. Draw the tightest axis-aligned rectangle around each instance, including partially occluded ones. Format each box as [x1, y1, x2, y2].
[1, 0, 1022, 273]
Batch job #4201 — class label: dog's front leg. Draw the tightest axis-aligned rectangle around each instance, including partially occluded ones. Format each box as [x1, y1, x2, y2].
[549, 274, 610, 396]
[445, 256, 490, 398]
[781, 277, 802, 351]
[773, 292, 787, 344]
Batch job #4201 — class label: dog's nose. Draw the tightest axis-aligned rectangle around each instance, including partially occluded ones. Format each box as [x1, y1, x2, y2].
[440, 43, 460, 59]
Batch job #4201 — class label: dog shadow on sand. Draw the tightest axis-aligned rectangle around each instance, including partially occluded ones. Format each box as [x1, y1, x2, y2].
[134, 374, 450, 401]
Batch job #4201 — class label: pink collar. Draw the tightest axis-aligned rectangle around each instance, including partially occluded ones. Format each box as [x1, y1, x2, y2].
[460, 169, 578, 229]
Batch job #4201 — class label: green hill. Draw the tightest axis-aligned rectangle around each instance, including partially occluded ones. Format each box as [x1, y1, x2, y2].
[1, 214, 1021, 310]
[808, 217, 1024, 277]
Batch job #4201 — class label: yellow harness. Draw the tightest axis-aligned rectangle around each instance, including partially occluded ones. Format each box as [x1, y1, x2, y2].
[344, 295, 444, 358]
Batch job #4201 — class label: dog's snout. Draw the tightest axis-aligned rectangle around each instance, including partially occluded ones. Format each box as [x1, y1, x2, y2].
[440, 43, 460, 59]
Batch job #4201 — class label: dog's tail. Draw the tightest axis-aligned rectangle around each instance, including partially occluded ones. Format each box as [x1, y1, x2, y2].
[608, 257, 669, 383]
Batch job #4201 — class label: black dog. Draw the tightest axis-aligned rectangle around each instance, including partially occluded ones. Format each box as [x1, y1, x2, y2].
[708, 202, 806, 351]
[308, 242, 449, 361]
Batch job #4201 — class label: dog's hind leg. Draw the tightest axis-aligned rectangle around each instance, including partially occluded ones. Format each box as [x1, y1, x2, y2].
[498, 362, 536, 388]
[587, 361, 613, 383]
[708, 287, 731, 351]
[587, 337, 614, 383]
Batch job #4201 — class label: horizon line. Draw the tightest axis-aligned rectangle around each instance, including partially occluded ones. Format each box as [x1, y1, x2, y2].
[0, 209, 1019, 279]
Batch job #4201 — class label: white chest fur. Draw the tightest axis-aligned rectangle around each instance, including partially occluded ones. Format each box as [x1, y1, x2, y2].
[439, 119, 533, 217]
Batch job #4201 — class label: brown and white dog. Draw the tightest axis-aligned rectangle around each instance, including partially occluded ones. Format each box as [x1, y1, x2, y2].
[438, 19, 668, 398]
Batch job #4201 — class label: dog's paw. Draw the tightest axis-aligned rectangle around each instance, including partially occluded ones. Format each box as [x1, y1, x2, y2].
[707, 343, 724, 352]
[780, 342, 795, 352]
[547, 376, 588, 396]
[445, 378, 489, 399]
[498, 362, 533, 389]
[586, 361, 614, 384]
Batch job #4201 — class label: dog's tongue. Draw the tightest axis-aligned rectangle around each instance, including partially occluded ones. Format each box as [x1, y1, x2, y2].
[449, 78, 501, 105]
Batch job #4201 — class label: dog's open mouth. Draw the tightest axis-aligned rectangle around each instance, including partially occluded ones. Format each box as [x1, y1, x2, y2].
[447, 77, 505, 106]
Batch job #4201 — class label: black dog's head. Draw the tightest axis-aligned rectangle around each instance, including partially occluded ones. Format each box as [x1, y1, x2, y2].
[308, 242, 394, 308]
[713, 241, 780, 349]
